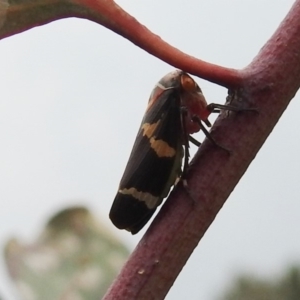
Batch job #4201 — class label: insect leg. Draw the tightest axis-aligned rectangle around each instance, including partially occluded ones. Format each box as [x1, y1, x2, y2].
[189, 135, 201, 147]
[179, 107, 190, 178]
[207, 103, 258, 113]
[178, 107, 199, 202]
[192, 116, 231, 154]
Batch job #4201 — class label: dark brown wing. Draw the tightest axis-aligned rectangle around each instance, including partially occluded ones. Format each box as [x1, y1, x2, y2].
[109, 88, 184, 234]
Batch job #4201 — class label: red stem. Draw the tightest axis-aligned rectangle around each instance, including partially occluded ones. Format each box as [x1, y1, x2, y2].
[103, 1, 300, 299]
[1, 0, 300, 298]
[0, 0, 241, 87]
[74, 0, 241, 87]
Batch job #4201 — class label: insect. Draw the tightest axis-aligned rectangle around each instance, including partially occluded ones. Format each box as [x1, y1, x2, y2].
[109, 70, 245, 234]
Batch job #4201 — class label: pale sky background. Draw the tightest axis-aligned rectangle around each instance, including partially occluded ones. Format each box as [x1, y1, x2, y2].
[0, 0, 299, 299]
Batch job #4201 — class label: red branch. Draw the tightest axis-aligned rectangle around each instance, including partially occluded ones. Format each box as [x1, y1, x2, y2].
[0, 0, 241, 87]
[73, 0, 241, 87]
[1, 0, 300, 299]
[102, 1, 300, 299]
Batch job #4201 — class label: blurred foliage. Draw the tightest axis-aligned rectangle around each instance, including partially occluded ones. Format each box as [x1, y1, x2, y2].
[4, 206, 130, 300]
[218, 265, 300, 300]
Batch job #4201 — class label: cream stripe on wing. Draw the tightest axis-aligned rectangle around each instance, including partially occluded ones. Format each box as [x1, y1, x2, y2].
[118, 187, 160, 209]
[142, 122, 176, 158]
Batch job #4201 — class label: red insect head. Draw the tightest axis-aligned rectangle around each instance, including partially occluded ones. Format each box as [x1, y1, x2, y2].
[180, 73, 211, 134]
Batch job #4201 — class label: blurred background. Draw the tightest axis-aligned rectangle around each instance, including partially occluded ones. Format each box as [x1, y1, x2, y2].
[0, 0, 299, 299]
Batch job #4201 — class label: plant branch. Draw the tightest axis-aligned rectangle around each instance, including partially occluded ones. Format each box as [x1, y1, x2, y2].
[2, 0, 300, 298]
[0, 0, 240, 87]
[103, 1, 300, 299]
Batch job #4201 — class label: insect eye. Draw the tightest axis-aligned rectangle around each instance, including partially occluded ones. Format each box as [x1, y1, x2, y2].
[181, 74, 198, 92]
